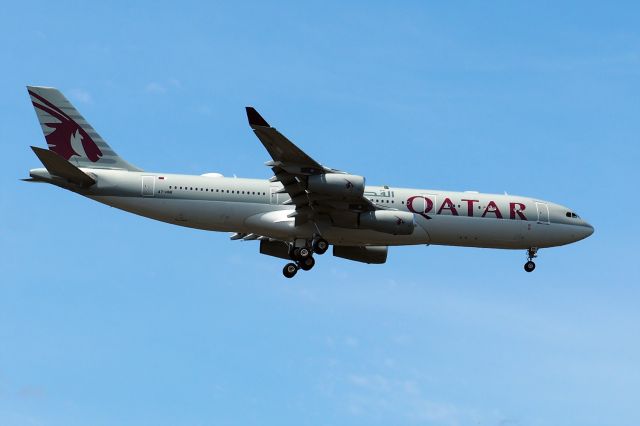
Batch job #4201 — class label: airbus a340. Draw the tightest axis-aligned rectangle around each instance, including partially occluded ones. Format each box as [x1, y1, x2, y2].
[24, 86, 593, 278]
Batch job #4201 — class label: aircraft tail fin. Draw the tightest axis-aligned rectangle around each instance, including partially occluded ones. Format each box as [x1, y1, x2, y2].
[31, 146, 96, 187]
[27, 86, 141, 171]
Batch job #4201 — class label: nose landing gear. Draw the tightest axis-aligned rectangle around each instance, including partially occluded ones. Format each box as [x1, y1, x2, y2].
[524, 247, 538, 272]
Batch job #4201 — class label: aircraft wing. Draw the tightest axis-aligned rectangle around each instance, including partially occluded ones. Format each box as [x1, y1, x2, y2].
[246, 107, 377, 226]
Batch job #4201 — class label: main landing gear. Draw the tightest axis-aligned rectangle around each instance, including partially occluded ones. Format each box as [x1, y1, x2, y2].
[524, 247, 538, 273]
[282, 237, 329, 278]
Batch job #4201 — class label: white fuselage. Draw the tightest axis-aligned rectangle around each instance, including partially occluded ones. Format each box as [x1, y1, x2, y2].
[30, 167, 594, 249]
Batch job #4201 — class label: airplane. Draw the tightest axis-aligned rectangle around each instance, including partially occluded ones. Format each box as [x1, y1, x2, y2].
[23, 86, 594, 278]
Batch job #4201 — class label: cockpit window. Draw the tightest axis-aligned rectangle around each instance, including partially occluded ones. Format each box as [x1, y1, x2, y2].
[566, 211, 580, 219]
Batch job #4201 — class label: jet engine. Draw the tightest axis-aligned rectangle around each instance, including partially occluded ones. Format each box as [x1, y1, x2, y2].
[359, 210, 415, 235]
[307, 174, 365, 199]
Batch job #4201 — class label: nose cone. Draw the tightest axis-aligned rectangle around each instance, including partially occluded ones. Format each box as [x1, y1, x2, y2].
[585, 223, 594, 237]
[578, 223, 594, 241]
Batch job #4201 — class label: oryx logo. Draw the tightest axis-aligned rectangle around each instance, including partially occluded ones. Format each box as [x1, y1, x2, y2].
[345, 179, 354, 189]
[395, 216, 405, 225]
[29, 90, 103, 162]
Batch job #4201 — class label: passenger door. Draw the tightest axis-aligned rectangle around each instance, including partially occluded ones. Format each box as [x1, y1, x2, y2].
[142, 176, 155, 197]
[536, 202, 550, 224]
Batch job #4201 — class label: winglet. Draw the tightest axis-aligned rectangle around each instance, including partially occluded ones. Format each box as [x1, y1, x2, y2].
[245, 107, 270, 127]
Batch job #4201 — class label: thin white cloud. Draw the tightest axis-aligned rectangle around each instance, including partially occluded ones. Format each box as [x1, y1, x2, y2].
[196, 105, 212, 116]
[145, 82, 166, 94]
[344, 336, 359, 348]
[68, 88, 92, 103]
[345, 372, 508, 425]
[145, 79, 182, 94]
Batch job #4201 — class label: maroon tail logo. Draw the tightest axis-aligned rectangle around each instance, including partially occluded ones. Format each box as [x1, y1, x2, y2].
[29, 90, 102, 162]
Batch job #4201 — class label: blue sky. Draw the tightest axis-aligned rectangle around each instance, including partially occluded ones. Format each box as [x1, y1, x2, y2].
[1, 1, 639, 425]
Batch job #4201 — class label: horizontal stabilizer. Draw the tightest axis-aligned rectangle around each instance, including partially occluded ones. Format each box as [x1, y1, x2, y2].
[31, 146, 96, 187]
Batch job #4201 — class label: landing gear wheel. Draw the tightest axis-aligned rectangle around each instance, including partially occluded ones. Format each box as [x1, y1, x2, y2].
[298, 256, 315, 271]
[283, 262, 299, 278]
[312, 238, 329, 255]
[524, 261, 536, 273]
[291, 247, 309, 260]
[298, 247, 311, 259]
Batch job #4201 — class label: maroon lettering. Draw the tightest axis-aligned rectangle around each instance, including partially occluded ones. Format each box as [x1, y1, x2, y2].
[437, 197, 459, 215]
[461, 199, 479, 217]
[406, 196, 434, 219]
[509, 202, 527, 220]
[482, 200, 503, 218]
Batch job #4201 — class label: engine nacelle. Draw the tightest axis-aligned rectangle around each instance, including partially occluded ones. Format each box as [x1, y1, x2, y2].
[307, 174, 365, 199]
[359, 210, 415, 235]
